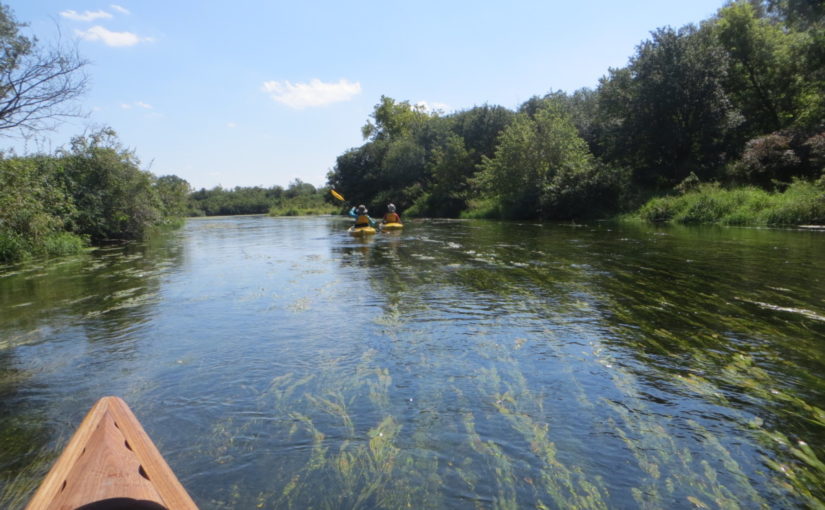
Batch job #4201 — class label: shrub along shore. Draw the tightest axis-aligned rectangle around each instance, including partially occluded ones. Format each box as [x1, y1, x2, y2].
[0, 129, 190, 264]
[635, 179, 825, 226]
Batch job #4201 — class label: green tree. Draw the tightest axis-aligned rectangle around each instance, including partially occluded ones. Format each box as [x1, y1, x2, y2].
[476, 103, 605, 219]
[714, 1, 803, 133]
[328, 140, 389, 209]
[60, 128, 163, 241]
[361, 96, 433, 142]
[411, 133, 475, 217]
[154, 175, 191, 218]
[448, 104, 516, 160]
[285, 179, 316, 198]
[597, 24, 736, 186]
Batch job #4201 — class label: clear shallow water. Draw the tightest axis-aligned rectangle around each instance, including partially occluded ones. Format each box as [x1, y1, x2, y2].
[1, 216, 824, 509]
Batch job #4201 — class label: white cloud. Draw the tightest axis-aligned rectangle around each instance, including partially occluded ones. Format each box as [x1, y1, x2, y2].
[75, 26, 150, 47]
[121, 101, 153, 110]
[60, 9, 113, 22]
[415, 100, 450, 113]
[261, 78, 361, 109]
[110, 4, 131, 15]
[227, 122, 237, 128]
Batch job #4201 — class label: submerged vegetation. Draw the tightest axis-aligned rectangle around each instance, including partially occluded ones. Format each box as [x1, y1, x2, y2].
[327, 0, 825, 224]
[2, 214, 824, 508]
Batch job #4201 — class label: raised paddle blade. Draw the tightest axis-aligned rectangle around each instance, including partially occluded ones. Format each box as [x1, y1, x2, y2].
[330, 189, 345, 202]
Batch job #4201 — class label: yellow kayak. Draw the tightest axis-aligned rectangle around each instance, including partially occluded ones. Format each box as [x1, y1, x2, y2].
[348, 226, 377, 237]
[26, 396, 198, 510]
[381, 222, 403, 231]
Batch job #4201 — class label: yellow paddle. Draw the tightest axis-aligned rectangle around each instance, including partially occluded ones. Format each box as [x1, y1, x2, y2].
[330, 189, 345, 202]
[330, 189, 377, 228]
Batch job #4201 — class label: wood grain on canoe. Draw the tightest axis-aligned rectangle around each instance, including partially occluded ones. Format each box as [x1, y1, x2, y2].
[25, 396, 198, 510]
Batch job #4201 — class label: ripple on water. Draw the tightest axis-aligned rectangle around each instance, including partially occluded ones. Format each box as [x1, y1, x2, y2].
[1, 217, 824, 509]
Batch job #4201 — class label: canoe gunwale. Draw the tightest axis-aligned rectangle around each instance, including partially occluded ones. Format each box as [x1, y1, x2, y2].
[25, 396, 198, 510]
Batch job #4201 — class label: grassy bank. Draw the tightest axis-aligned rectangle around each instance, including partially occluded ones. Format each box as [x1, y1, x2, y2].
[0, 232, 87, 264]
[634, 180, 825, 226]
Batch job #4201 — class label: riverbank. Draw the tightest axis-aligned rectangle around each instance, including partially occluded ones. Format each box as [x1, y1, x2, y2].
[630, 180, 825, 226]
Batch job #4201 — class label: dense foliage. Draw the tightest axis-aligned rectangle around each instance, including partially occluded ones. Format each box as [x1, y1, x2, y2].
[638, 179, 825, 225]
[327, 0, 825, 223]
[0, 129, 190, 263]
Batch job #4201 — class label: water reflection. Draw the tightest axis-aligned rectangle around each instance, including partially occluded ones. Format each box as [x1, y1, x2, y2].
[0, 228, 185, 507]
[1, 216, 823, 509]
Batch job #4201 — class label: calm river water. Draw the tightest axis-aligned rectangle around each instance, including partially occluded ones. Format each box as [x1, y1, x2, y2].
[1, 216, 824, 509]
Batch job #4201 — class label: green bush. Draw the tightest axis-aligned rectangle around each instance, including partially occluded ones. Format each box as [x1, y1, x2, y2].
[636, 181, 825, 226]
[41, 232, 86, 257]
[0, 232, 27, 263]
[638, 197, 684, 222]
[0, 128, 187, 263]
[460, 198, 502, 219]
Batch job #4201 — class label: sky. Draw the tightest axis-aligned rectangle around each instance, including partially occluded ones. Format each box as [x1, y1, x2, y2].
[7, 0, 727, 191]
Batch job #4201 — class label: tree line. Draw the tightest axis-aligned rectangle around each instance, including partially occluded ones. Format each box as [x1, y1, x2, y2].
[327, 0, 825, 223]
[188, 180, 336, 217]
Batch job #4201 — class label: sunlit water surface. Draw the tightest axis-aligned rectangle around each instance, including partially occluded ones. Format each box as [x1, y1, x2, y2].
[1, 216, 824, 509]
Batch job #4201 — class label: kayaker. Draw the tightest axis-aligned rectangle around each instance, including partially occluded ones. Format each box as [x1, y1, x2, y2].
[383, 203, 401, 224]
[349, 204, 373, 228]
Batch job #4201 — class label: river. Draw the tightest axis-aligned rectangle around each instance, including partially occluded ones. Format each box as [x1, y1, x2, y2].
[1, 215, 824, 509]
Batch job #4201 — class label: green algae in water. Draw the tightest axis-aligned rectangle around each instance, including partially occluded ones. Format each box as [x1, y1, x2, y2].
[1, 217, 825, 509]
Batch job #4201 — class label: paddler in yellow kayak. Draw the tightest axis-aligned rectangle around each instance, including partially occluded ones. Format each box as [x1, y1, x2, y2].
[381, 203, 404, 230]
[383, 203, 400, 224]
[348, 204, 375, 228]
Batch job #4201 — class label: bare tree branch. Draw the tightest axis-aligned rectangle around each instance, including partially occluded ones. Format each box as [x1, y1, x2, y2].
[0, 5, 87, 136]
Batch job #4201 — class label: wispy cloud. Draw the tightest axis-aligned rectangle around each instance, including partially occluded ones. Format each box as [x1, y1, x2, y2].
[227, 122, 238, 128]
[110, 4, 131, 15]
[60, 9, 113, 22]
[75, 26, 150, 47]
[261, 78, 361, 109]
[121, 101, 153, 110]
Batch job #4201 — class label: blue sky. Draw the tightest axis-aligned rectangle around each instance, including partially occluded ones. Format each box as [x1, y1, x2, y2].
[7, 0, 726, 190]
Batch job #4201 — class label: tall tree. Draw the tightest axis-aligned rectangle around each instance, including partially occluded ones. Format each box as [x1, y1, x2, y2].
[155, 175, 191, 217]
[476, 102, 601, 219]
[420, 133, 474, 217]
[361, 96, 432, 142]
[60, 128, 162, 241]
[597, 24, 736, 186]
[714, 1, 802, 133]
[0, 4, 87, 134]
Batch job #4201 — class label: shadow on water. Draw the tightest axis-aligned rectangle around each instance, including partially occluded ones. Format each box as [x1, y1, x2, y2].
[1, 216, 823, 509]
